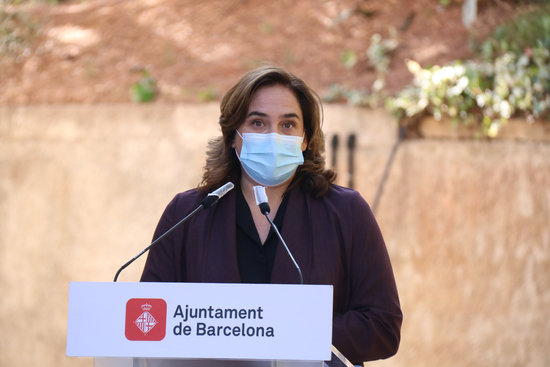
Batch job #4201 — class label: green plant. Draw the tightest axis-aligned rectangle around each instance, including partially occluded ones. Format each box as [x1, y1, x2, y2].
[385, 5, 550, 137]
[387, 46, 550, 137]
[367, 32, 398, 75]
[480, 5, 550, 59]
[328, 3, 550, 138]
[323, 84, 381, 107]
[0, 8, 37, 56]
[327, 33, 397, 104]
[367, 32, 398, 93]
[340, 49, 357, 70]
[197, 86, 219, 102]
[130, 70, 157, 103]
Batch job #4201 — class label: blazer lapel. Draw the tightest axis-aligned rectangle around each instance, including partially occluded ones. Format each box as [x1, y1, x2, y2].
[200, 189, 242, 283]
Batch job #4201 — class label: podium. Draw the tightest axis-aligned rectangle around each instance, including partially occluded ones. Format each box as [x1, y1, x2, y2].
[66, 282, 355, 367]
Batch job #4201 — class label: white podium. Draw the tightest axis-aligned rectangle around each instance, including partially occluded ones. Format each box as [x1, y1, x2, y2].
[66, 282, 354, 367]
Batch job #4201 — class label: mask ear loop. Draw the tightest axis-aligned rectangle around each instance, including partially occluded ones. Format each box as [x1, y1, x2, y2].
[234, 129, 243, 160]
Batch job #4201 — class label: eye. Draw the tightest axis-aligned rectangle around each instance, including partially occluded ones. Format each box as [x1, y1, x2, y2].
[252, 119, 264, 128]
[282, 121, 296, 129]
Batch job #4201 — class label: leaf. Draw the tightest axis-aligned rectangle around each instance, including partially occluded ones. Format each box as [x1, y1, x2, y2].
[341, 50, 357, 69]
[131, 72, 157, 103]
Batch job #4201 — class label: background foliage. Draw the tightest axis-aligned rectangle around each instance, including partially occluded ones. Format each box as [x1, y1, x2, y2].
[333, 3, 550, 137]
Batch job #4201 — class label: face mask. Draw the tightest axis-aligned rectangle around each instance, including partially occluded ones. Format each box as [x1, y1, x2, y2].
[235, 130, 305, 187]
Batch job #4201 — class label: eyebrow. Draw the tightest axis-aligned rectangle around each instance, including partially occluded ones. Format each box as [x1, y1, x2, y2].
[247, 111, 301, 119]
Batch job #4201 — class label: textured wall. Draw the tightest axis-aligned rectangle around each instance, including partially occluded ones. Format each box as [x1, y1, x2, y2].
[373, 140, 550, 367]
[0, 105, 548, 367]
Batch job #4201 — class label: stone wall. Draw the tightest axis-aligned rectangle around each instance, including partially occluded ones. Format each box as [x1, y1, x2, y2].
[0, 105, 548, 367]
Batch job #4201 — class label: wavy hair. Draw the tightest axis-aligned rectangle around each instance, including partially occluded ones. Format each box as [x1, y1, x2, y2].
[200, 66, 335, 198]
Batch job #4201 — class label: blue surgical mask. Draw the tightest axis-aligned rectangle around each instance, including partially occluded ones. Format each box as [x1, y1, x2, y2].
[235, 130, 305, 187]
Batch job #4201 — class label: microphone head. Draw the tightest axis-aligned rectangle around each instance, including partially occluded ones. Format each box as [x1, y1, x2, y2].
[201, 182, 235, 208]
[253, 186, 268, 205]
[253, 186, 271, 214]
[212, 182, 235, 199]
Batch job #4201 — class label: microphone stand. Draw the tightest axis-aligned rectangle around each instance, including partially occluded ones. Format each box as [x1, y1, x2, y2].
[113, 181, 235, 282]
[262, 212, 304, 284]
[259, 202, 304, 284]
[113, 204, 204, 282]
[254, 186, 303, 284]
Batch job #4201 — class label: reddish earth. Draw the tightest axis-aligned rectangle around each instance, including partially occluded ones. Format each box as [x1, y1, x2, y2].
[0, 0, 529, 104]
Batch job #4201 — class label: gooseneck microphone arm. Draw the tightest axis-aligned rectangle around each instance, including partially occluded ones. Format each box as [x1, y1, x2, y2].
[113, 204, 203, 282]
[263, 211, 304, 284]
[113, 182, 235, 282]
[253, 186, 304, 284]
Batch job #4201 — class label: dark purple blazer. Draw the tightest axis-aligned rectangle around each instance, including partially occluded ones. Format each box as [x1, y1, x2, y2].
[141, 184, 402, 364]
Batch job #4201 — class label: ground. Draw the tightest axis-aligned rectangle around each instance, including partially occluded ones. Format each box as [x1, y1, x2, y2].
[0, 0, 527, 104]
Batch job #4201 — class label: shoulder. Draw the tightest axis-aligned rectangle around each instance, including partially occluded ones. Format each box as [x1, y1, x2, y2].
[164, 188, 205, 215]
[165, 186, 237, 216]
[311, 184, 376, 227]
[324, 184, 363, 200]
[173, 188, 204, 203]
[321, 184, 370, 211]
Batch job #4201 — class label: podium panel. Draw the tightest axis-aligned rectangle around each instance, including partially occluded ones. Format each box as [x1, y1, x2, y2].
[95, 357, 325, 367]
[67, 282, 333, 362]
[94, 346, 356, 367]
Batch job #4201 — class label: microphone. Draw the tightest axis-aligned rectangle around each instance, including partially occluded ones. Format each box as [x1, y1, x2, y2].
[113, 182, 235, 282]
[253, 185, 271, 215]
[253, 185, 303, 284]
[200, 182, 235, 208]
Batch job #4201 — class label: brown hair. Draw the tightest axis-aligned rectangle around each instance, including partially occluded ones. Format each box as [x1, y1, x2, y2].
[200, 65, 335, 197]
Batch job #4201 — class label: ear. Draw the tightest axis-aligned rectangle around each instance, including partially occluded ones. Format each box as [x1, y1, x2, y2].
[232, 130, 242, 152]
[231, 130, 238, 149]
[301, 135, 308, 152]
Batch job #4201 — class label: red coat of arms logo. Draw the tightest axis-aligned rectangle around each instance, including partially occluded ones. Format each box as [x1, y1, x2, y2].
[125, 298, 167, 341]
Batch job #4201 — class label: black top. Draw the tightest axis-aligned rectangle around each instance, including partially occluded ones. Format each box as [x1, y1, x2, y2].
[236, 187, 289, 283]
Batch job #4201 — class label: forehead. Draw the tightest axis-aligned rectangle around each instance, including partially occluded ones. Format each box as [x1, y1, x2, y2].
[248, 84, 302, 116]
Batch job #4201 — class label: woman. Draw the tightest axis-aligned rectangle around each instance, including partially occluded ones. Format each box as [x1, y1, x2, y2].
[141, 66, 402, 364]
